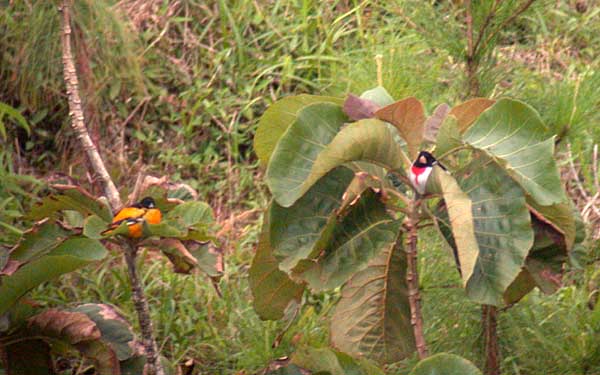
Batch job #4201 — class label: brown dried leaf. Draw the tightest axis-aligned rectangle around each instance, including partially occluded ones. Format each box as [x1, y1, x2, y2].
[374, 97, 426, 159]
[448, 98, 495, 132]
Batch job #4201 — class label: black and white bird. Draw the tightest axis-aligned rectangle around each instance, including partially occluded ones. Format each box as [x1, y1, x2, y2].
[409, 151, 444, 194]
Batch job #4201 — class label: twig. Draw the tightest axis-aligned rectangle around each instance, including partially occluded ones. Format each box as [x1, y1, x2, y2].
[404, 196, 428, 359]
[472, 0, 502, 55]
[123, 241, 165, 375]
[465, 0, 474, 60]
[60, 0, 121, 212]
[479, 0, 536, 54]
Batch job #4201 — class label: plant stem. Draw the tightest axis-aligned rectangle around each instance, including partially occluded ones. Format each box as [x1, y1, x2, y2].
[59, 0, 121, 212]
[123, 241, 165, 375]
[482, 305, 500, 375]
[405, 197, 428, 359]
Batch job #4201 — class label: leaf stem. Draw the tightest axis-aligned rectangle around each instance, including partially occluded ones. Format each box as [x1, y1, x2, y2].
[123, 241, 165, 375]
[404, 196, 428, 359]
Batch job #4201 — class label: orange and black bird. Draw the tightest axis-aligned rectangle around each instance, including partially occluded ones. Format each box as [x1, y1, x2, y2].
[101, 197, 162, 238]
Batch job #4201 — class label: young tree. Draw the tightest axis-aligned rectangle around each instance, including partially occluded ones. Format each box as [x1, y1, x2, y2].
[250, 87, 582, 373]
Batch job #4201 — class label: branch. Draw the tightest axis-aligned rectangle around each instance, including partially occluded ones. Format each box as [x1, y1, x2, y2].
[123, 241, 165, 375]
[403, 196, 429, 359]
[479, 0, 536, 55]
[465, 0, 474, 60]
[472, 0, 502, 56]
[59, 0, 121, 212]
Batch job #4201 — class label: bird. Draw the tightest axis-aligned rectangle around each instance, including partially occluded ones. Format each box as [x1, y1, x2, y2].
[409, 151, 444, 194]
[101, 197, 162, 238]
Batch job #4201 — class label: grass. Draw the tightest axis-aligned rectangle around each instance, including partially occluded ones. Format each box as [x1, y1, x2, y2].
[3, 0, 600, 374]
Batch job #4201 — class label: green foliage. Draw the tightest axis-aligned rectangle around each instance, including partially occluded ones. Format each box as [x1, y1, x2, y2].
[253, 87, 580, 367]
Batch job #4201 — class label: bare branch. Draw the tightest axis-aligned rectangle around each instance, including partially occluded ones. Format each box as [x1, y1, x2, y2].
[59, 0, 121, 212]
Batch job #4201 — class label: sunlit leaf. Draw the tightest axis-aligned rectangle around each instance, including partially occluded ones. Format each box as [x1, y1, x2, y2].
[359, 86, 394, 107]
[254, 95, 343, 165]
[464, 99, 566, 205]
[269, 114, 408, 207]
[330, 235, 415, 364]
[434, 166, 479, 287]
[267, 103, 348, 207]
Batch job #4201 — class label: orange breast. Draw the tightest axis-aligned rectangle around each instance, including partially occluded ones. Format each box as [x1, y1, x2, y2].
[144, 208, 162, 225]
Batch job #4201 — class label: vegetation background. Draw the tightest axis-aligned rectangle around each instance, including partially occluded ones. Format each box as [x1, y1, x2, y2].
[1, 0, 599, 374]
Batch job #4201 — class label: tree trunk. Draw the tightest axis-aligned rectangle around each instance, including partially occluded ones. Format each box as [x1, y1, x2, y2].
[405, 198, 428, 359]
[483, 305, 500, 375]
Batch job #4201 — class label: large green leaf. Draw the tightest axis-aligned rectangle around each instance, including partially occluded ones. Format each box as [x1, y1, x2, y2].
[460, 156, 534, 306]
[254, 95, 343, 165]
[330, 235, 415, 364]
[8, 220, 69, 263]
[267, 103, 348, 207]
[408, 353, 482, 375]
[291, 346, 384, 375]
[165, 201, 214, 227]
[29, 186, 113, 222]
[435, 156, 534, 306]
[249, 214, 305, 320]
[294, 190, 400, 292]
[270, 167, 354, 271]
[268, 111, 408, 207]
[463, 99, 566, 205]
[0, 237, 107, 315]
